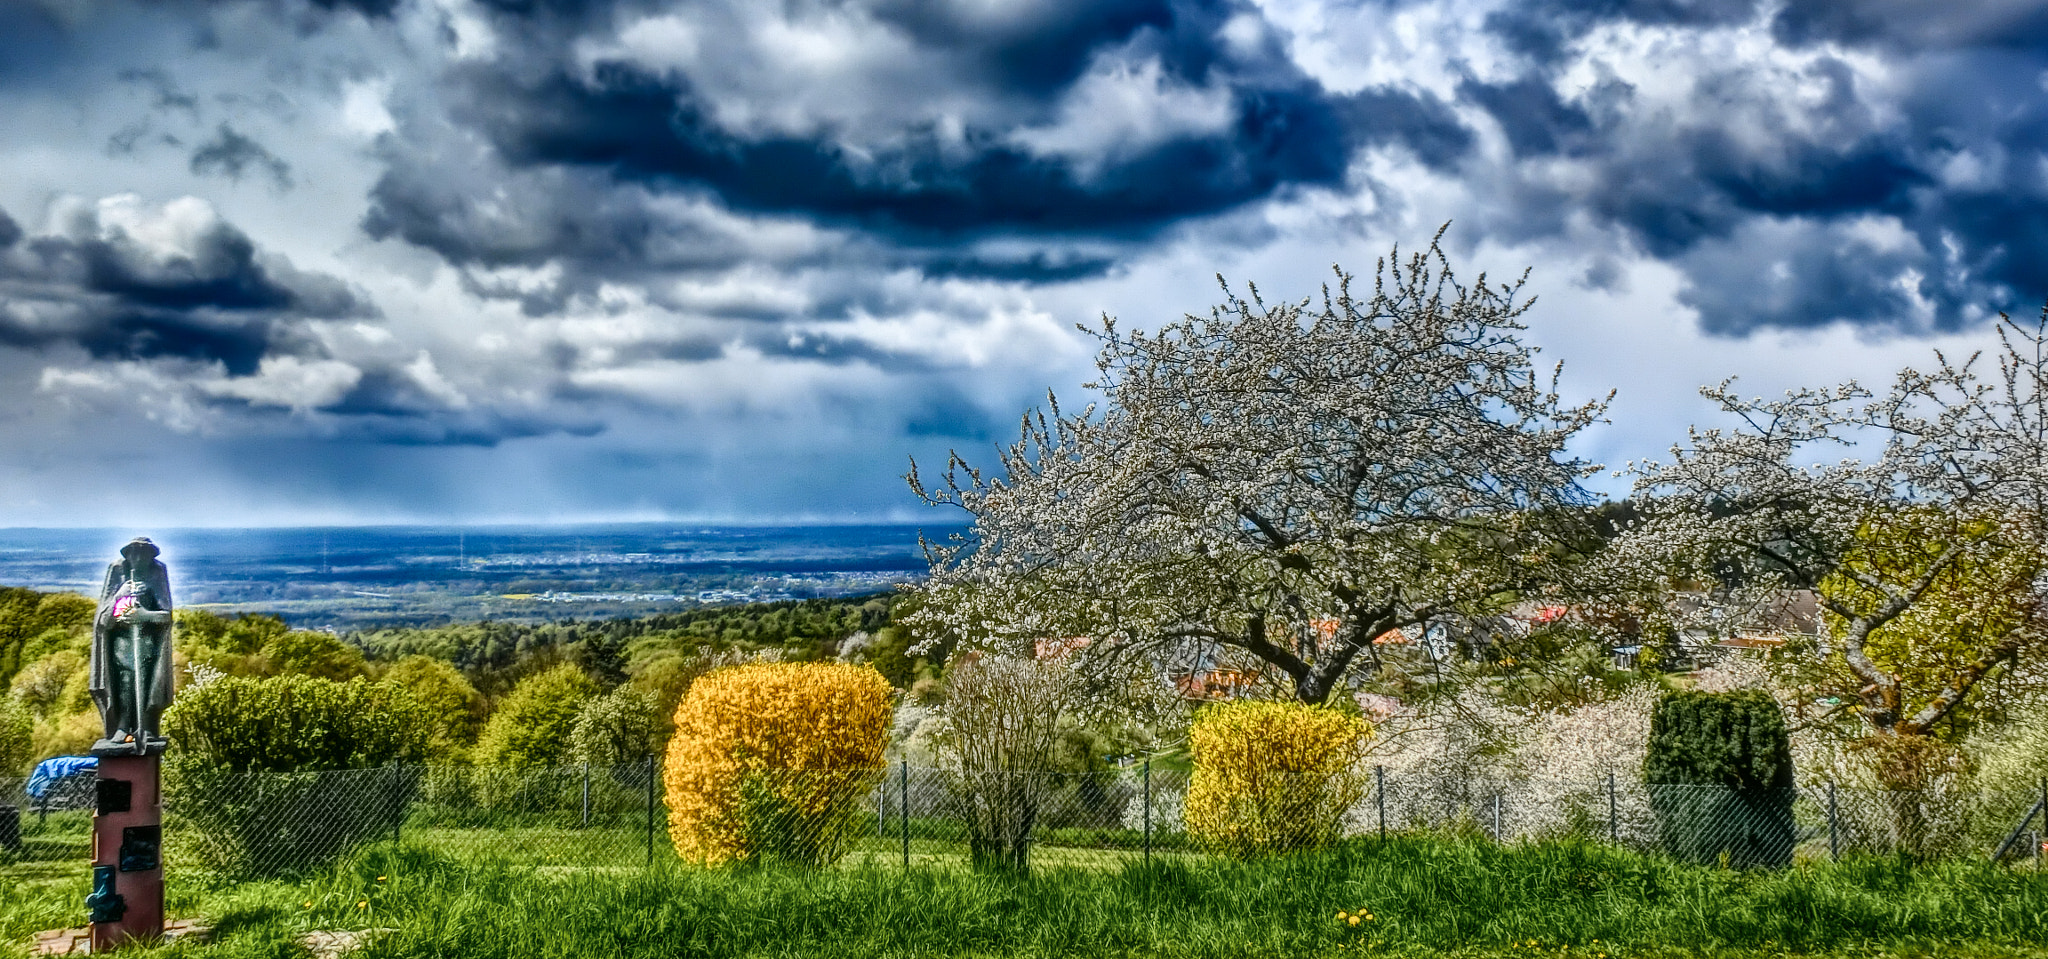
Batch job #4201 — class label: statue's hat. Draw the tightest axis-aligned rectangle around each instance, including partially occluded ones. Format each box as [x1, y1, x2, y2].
[120, 537, 160, 561]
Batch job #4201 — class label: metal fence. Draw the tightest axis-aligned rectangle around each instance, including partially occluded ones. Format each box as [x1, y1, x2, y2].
[2, 763, 2042, 880]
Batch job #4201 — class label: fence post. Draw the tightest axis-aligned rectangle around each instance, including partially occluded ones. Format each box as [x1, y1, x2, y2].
[900, 760, 910, 870]
[644, 754, 657, 867]
[1607, 772, 1618, 844]
[1142, 759, 1152, 868]
[1492, 792, 1503, 842]
[390, 762, 403, 847]
[1376, 765, 1387, 841]
[2039, 777, 2046, 867]
[1828, 781, 1840, 862]
[581, 763, 592, 829]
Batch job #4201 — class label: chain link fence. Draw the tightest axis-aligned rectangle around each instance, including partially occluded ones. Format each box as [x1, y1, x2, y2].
[3, 763, 2042, 879]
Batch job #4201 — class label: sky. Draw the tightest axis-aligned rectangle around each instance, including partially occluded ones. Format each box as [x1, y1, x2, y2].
[2, 0, 2046, 528]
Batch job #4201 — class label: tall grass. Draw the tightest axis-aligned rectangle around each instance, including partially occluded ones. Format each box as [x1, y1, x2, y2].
[7, 836, 2047, 958]
[326, 838, 2048, 958]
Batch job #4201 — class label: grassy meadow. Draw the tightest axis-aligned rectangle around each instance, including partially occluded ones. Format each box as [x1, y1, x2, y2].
[6, 834, 2047, 959]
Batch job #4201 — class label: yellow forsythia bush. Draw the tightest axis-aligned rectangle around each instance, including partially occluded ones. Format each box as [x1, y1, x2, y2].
[664, 661, 893, 866]
[1184, 700, 1373, 857]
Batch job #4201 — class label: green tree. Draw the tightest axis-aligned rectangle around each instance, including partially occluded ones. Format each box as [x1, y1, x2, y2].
[8, 650, 86, 721]
[475, 664, 597, 768]
[263, 629, 369, 681]
[382, 655, 488, 753]
[0, 588, 93, 689]
[567, 685, 660, 767]
[0, 695, 32, 775]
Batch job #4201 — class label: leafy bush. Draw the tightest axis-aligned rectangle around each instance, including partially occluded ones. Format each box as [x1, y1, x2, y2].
[1184, 700, 1372, 857]
[475, 664, 597, 768]
[165, 674, 430, 772]
[568, 685, 660, 768]
[1644, 689, 1794, 868]
[664, 661, 892, 866]
[381, 655, 488, 755]
[161, 674, 431, 876]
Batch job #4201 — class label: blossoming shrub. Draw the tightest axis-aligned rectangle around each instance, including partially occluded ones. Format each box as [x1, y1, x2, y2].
[664, 661, 892, 866]
[1184, 700, 1372, 857]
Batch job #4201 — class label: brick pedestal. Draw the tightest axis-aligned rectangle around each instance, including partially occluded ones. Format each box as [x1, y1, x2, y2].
[89, 754, 163, 953]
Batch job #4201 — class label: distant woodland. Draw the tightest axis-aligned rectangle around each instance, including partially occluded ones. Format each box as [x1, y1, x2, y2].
[0, 585, 933, 774]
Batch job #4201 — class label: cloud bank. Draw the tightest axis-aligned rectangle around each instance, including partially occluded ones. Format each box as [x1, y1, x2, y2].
[0, 0, 2044, 524]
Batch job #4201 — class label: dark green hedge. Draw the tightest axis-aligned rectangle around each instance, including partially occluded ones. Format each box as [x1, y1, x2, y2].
[1645, 689, 1795, 868]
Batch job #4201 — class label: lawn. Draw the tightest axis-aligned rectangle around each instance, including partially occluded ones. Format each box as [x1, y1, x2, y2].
[4, 832, 2045, 958]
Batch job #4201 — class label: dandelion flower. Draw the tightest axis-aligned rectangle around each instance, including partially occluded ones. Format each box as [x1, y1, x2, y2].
[302, 902, 312, 909]
[357, 900, 368, 909]
[1336, 912, 1348, 921]
[376, 876, 387, 882]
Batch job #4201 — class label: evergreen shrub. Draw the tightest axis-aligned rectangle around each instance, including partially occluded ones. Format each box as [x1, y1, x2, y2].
[1643, 689, 1795, 868]
[664, 661, 891, 866]
[1184, 700, 1372, 857]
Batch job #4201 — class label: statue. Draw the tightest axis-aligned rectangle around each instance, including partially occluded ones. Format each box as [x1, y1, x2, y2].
[90, 538, 174, 756]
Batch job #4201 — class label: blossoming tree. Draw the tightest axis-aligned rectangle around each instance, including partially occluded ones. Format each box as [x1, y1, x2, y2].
[906, 232, 1609, 705]
[1612, 310, 2048, 786]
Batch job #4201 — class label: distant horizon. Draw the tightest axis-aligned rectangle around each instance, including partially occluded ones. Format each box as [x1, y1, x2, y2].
[0, 523, 949, 629]
[0, 517, 959, 533]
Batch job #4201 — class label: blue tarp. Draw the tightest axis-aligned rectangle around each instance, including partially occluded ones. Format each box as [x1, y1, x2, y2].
[26, 755, 96, 798]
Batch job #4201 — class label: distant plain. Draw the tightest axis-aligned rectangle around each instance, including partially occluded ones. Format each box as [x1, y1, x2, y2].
[0, 524, 956, 630]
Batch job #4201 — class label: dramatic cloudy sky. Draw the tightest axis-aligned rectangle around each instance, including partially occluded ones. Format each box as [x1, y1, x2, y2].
[3, 0, 2046, 527]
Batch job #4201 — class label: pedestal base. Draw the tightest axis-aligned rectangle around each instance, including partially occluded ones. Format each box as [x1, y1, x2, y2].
[89, 754, 163, 953]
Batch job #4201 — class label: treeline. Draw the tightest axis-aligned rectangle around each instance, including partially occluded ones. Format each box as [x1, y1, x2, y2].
[0, 588, 941, 775]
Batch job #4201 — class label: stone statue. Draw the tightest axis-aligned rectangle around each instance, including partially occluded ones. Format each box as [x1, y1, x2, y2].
[90, 538, 174, 756]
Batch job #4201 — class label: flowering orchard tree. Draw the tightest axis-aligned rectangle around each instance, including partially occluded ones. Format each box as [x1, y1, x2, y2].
[906, 233, 1609, 705]
[1612, 310, 2048, 776]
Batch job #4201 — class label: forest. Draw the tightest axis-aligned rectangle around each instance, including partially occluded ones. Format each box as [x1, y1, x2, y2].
[0, 588, 922, 775]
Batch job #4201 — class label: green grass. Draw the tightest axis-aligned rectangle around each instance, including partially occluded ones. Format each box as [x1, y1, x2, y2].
[5, 835, 2046, 959]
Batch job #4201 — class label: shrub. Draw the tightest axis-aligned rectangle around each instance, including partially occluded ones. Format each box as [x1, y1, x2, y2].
[161, 674, 431, 877]
[1184, 700, 1372, 857]
[665, 661, 892, 866]
[933, 655, 1079, 873]
[165, 674, 430, 772]
[474, 664, 597, 768]
[1644, 689, 1795, 868]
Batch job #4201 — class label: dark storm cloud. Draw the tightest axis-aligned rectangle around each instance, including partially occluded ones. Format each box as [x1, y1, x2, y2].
[0, 198, 366, 373]
[432, 63, 1348, 235]
[360, 0, 1469, 308]
[0, 3, 72, 87]
[189, 124, 294, 189]
[1452, 2, 2048, 334]
[1770, 0, 2048, 51]
[1484, 0, 1762, 64]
